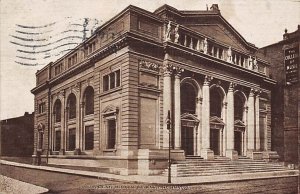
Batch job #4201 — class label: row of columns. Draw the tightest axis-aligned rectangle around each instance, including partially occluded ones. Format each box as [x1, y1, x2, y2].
[162, 59, 261, 160]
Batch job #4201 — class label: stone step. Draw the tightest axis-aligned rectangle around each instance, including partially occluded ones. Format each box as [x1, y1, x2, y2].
[162, 168, 289, 177]
[174, 169, 290, 177]
[174, 163, 284, 168]
[162, 157, 289, 177]
[173, 168, 286, 173]
[174, 163, 283, 167]
[173, 165, 285, 170]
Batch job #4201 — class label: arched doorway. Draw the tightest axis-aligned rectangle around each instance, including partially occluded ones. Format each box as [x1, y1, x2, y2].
[210, 86, 225, 156]
[180, 82, 198, 155]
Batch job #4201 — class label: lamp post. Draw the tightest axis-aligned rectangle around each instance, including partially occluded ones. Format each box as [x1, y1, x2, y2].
[167, 110, 171, 183]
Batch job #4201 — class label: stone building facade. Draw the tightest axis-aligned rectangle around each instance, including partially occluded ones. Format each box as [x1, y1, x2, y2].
[31, 4, 278, 175]
[259, 26, 299, 167]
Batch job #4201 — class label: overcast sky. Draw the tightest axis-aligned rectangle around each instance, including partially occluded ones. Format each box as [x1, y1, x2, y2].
[0, 0, 299, 120]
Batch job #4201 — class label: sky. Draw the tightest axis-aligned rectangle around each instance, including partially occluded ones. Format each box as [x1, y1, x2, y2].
[0, 0, 299, 120]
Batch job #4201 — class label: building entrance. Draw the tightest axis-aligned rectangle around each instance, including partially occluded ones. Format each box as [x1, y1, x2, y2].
[181, 126, 194, 155]
[234, 131, 242, 155]
[210, 128, 220, 155]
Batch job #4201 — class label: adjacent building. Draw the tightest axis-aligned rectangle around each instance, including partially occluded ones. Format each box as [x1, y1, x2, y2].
[31, 4, 279, 175]
[0, 112, 34, 157]
[259, 25, 299, 167]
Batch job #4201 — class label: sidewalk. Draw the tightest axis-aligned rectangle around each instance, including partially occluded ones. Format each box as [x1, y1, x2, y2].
[0, 174, 48, 194]
[0, 159, 298, 185]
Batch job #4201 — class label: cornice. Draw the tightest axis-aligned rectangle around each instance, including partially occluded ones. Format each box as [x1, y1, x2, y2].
[164, 41, 276, 84]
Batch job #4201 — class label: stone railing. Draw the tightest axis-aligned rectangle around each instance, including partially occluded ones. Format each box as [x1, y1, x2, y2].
[164, 21, 266, 75]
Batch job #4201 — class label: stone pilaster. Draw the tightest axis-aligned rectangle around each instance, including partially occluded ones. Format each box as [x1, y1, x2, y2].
[75, 98, 81, 152]
[247, 89, 255, 156]
[174, 67, 184, 149]
[255, 91, 260, 151]
[162, 55, 173, 149]
[60, 92, 66, 154]
[225, 82, 238, 160]
[201, 75, 214, 160]
[196, 97, 202, 156]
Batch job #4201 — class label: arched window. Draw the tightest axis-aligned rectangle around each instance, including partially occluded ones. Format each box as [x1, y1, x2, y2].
[210, 88, 222, 117]
[234, 93, 245, 121]
[67, 93, 76, 119]
[181, 83, 196, 114]
[84, 86, 94, 115]
[54, 99, 61, 122]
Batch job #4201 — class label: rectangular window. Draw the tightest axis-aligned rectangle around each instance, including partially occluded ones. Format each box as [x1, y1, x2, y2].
[38, 102, 46, 114]
[110, 71, 115, 89]
[68, 128, 76, 151]
[103, 75, 109, 91]
[218, 48, 223, 59]
[85, 125, 94, 150]
[107, 119, 116, 149]
[54, 63, 63, 76]
[68, 53, 78, 68]
[103, 69, 121, 92]
[87, 42, 96, 55]
[55, 130, 61, 151]
[116, 70, 120, 87]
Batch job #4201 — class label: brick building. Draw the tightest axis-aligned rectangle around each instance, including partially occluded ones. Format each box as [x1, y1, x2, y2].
[31, 4, 279, 175]
[259, 25, 299, 167]
[0, 112, 34, 157]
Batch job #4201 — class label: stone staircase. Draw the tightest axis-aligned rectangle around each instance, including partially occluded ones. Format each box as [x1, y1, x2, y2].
[162, 156, 291, 177]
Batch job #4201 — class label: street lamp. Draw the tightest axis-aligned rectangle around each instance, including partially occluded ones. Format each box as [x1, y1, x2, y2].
[166, 110, 171, 183]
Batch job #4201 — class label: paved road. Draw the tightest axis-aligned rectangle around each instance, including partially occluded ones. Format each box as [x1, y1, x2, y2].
[0, 165, 298, 194]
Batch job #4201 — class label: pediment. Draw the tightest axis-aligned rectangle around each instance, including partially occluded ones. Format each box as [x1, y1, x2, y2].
[181, 113, 200, 123]
[102, 105, 119, 116]
[234, 120, 245, 127]
[210, 116, 225, 125]
[37, 123, 45, 131]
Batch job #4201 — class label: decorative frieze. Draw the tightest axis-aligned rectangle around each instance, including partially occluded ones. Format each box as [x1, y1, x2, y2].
[138, 60, 159, 72]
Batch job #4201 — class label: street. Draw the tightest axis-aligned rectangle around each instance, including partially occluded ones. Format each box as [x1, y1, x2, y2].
[0, 165, 298, 194]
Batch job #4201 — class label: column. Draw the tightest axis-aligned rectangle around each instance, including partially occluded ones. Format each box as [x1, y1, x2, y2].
[163, 55, 172, 149]
[247, 89, 255, 155]
[255, 91, 260, 151]
[201, 75, 214, 160]
[226, 83, 238, 160]
[174, 68, 183, 149]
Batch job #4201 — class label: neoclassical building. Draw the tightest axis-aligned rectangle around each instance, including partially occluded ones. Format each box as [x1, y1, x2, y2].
[31, 4, 278, 175]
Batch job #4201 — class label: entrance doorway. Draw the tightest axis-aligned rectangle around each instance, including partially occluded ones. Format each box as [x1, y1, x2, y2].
[181, 126, 194, 155]
[210, 129, 220, 155]
[234, 131, 242, 155]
